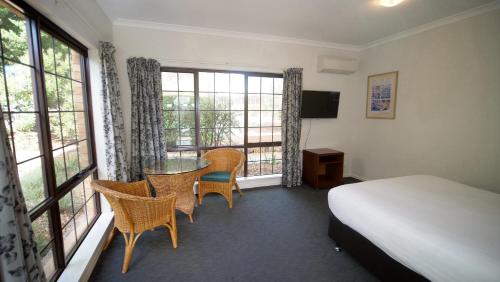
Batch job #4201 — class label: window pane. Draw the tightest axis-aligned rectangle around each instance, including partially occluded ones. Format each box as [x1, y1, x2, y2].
[64, 145, 79, 178]
[248, 128, 260, 143]
[215, 93, 229, 110]
[248, 77, 260, 93]
[199, 72, 214, 92]
[75, 112, 87, 140]
[83, 174, 94, 201]
[215, 73, 229, 92]
[231, 127, 244, 145]
[54, 38, 70, 78]
[273, 127, 282, 142]
[180, 150, 197, 158]
[200, 128, 214, 147]
[40, 243, 56, 280]
[4, 62, 36, 112]
[231, 111, 244, 128]
[45, 73, 58, 111]
[261, 111, 273, 127]
[78, 140, 89, 169]
[165, 129, 179, 147]
[230, 73, 244, 93]
[59, 192, 73, 227]
[53, 148, 66, 186]
[230, 94, 244, 110]
[273, 111, 282, 126]
[261, 94, 274, 110]
[179, 111, 195, 128]
[32, 212, 56, 279]
[11, 113, 41, 162]
[248, 162, 260, 176]
[60, 112, 76, 145]
[178, 73, 194, 91]
[248, 94, 260, 110]
[18, 157, 45, 210]
[199, 92, 214, 110]
[62, 219, 76, 257]
[274, 78, 283, 94]
[178, 92, 194, 110]
[57, 77, 73, 111]
[248, 147, 260, 162]
[179, 128, 195, 146]
[163, 110, 179, 129]
[261, 127, 273, 142]
[167, 151, 180, 159]
[163, 91, 177, 110]
[274, 95, 282, 110]
[72, 81, 84, 111]
[75, 206, 88, 240]
[49, 113, 62, 148]
[214, 126, 231, 146]
[162, 72, 178, 91]
[70, 49, 82, 81]
[0, 7, 32, 65]
[200, 111, 214, 128]
[248, 111, 260, 127]
[261, 77, 273, 94]
[273, 159, 282, 174]
[86, 195, 97, 223]
[41, 31, 55, 73]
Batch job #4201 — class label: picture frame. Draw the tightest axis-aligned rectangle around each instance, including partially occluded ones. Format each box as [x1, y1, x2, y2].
[366, 71, 398, 119]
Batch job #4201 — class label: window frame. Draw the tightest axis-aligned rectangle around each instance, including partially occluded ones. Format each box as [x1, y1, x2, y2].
[161, 67, 282, 176]
[2, 1, 100, 280]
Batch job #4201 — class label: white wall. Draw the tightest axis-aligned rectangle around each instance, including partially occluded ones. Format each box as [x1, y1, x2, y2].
[351, 9, 500, 192]
[112, 24, 360, 175]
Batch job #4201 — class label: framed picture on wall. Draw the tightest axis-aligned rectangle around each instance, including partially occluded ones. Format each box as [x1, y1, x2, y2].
[366, 71, 398, 119]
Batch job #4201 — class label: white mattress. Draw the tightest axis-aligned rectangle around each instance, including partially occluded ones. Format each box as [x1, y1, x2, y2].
[328, 175, 500, 282]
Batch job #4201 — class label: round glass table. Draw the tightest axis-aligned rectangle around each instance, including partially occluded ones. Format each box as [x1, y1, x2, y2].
[143, 158, 210, 175]
[144, 157, 210, 223]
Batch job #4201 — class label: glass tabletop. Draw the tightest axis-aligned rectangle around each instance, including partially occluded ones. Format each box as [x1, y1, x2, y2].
[143, 157, 210, 175]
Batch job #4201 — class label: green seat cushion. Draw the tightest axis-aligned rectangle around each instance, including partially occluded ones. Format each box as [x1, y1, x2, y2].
[200, 171, 231, 183]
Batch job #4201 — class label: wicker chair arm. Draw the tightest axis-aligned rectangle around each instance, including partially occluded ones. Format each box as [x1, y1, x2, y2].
[229, 156, 245, 183]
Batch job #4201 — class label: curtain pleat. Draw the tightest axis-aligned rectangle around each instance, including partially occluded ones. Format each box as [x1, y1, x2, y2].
[99, 41, 129, 182]
[281, 68, 303, 188]
[0, 110, 46, 281]
[127, 57, 166, 180]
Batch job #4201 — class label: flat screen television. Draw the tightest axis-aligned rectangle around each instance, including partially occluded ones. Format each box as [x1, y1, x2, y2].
[301, 90, 340, 118]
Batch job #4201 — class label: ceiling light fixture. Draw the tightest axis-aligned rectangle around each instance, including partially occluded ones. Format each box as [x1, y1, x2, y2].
[379, 0, 405, 7]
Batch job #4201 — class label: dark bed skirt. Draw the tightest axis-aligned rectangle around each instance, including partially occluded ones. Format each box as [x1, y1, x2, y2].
[328, 212, 428, 282]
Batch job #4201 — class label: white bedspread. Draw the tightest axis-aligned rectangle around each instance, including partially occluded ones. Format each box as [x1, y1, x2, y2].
[328, 175, 500, 282]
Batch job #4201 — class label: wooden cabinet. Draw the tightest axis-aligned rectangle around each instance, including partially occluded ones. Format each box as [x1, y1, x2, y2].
[302, 148, 344, 189]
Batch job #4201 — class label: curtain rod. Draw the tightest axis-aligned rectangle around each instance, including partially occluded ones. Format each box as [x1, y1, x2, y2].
[154, 57, 296, 73]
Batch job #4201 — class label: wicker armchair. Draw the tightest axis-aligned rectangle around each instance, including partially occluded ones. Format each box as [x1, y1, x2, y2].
[198, 148, 245, 208]
[148, 171, 199, 222]
[92, 180, 177, 273]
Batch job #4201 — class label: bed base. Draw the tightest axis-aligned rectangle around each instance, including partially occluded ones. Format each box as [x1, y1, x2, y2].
[328, 212, 428, 282]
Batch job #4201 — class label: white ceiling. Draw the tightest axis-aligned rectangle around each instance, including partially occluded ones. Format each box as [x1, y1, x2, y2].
[96, 0, 496, 46]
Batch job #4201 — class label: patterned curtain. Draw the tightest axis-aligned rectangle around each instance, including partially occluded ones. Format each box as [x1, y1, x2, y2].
[127, 57, 166, 180]
[0, 111, 46, 281]
[281, 68, 303, 188]
[99, 42, 129, 182]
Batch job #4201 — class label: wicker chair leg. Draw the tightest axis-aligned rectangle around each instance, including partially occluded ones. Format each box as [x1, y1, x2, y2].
[198, 190, 204, 205]
[121, 232, 143, 273]
[227, 190, 233, 209]
[188, 213, 193, 223]
[164, 223, 178, 248]
[235, 182, 243, 196]
[103, 226, 116, 251]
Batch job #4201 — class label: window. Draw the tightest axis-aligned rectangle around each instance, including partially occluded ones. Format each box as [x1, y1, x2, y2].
[0, 1, 98, 280]
[162, 68, 282, 177]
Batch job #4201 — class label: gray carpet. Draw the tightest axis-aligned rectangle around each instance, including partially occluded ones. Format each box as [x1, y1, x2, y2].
[90, 179, 377, 282]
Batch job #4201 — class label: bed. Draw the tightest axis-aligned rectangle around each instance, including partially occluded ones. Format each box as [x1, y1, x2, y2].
[327, 175, 500, 282]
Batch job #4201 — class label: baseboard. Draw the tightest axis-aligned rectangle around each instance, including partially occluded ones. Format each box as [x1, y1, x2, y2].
[237, 174, 282, 189]
[58, 212, 114, 282]
[346, 173, 369, 182]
